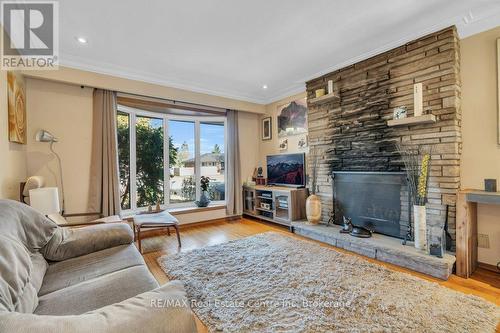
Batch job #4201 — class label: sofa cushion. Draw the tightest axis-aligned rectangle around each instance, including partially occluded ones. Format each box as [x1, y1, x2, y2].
[39, 244, 145, 296]
[35, 265, 159, 315]
[0, 236, 39, 313]
[41, 223, 134, 261]
[0, 199, 57, 253]
[30, 253, 48, 293]
[0, 281, 197, 333]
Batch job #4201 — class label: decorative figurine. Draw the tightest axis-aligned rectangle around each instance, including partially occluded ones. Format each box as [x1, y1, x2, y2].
[340, 216, 352, 233]
[341, 216, 373, 238]
[393, 106, 407, 120]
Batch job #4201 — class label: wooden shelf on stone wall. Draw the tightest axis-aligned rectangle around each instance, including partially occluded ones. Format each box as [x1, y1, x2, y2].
[308, 92, 340, 105]
[387, 114, 436, 127]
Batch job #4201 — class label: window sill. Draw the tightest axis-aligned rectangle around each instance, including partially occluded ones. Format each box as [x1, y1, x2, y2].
[121, 203, 226, 219]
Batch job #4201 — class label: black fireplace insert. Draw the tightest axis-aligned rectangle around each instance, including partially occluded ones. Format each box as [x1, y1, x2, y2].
[332, 171, 410, 239]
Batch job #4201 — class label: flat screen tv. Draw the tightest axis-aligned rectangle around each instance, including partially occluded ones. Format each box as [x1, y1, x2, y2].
[266, 153, 305, 187]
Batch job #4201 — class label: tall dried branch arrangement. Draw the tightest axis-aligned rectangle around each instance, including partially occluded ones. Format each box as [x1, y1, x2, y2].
[310, 147, 319, 195]
[395, 143, 432, 206]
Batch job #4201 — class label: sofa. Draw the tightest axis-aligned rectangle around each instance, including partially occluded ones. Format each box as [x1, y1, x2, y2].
[0, 199, 197, 333]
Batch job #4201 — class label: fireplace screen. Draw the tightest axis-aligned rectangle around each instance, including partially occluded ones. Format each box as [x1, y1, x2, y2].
[332, 171, 410, 239]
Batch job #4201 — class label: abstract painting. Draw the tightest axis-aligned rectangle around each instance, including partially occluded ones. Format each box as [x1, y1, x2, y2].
[7, 71, 26, 144]
[277, 98, 307, 137]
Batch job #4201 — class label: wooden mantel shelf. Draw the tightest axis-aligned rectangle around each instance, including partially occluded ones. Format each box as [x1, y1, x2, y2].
[308, 92, 339, 105]
[387, 114, 436, 127]
[463, 189, 500, 205]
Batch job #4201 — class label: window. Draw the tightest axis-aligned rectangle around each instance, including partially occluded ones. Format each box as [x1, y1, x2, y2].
[117, 105, 226, 211]
[136, 115, 164, 207]
[169, 120, 195, 204]
[117, 112, 131, 209]
[200, 122, 225, 201]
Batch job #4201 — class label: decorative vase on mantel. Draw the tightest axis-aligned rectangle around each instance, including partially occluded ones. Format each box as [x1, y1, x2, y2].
[413, 204, 427, 250]
[306, 148, 321, 224]
[396, 143, 432, 252]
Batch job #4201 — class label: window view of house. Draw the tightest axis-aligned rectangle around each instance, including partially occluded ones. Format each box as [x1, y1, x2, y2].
[200, 122, 225, 200]
[169, 120, 195, 204]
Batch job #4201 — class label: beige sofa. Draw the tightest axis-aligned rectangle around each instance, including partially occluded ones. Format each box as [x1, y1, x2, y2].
[0, 199, 197, 333]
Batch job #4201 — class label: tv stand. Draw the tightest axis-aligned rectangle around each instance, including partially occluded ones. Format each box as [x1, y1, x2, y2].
[242, 185, 308, 229]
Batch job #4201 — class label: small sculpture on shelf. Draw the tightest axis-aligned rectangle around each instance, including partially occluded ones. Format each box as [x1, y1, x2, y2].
[393, 106, 407, 120]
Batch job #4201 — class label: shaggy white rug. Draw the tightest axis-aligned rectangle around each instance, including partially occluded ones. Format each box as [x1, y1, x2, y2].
[158, 232, 499, 333]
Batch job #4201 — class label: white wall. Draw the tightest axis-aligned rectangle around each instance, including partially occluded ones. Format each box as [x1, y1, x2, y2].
[238, 111, 260, 182]
[26, 78, 93, 214]
[460, 26, 500, 266]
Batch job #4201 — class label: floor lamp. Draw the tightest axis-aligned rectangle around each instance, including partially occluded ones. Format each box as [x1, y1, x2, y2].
[35, 129, 65, 214]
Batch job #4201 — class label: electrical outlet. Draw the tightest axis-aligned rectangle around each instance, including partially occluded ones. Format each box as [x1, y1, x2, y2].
[477, 234, 490, 249]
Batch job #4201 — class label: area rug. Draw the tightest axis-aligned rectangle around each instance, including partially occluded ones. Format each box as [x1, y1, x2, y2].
[158, 232, 499, 333]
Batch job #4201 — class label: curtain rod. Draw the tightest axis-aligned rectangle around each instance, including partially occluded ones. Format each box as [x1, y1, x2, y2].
[71, 81, 228, 114]
[116, 92, 227, 114]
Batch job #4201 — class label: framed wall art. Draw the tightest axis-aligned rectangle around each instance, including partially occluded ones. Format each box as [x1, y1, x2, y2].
[277, 98, 307, 137]
[262, 116, 272, 141]
[7, 71, 26, 144]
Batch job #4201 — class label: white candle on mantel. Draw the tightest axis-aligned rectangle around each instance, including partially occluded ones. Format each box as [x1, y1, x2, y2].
[413, 83, 423, 117]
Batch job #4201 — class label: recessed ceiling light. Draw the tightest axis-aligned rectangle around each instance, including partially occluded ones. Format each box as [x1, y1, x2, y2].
[262, 84, 268, 89]
[76, 37, 88, 44]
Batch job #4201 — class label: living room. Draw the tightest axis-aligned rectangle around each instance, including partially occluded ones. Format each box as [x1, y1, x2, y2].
[0, 1, 499, 332]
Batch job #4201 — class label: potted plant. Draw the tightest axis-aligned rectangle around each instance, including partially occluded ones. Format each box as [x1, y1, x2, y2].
[306, 148, 321, 224]
[195, 176, 211, 207]
[396, 143, 431, 251]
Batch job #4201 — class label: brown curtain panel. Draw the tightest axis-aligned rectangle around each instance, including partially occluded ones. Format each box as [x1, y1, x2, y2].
[226, 110, 242, 216]
[88, 89, 121, 216]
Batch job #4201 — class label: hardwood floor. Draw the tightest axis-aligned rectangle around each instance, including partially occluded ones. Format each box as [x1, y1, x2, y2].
[141, 217, 500, 332]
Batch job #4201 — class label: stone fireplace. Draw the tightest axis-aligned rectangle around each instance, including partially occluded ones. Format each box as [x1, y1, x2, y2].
[306, 26, 461, 249]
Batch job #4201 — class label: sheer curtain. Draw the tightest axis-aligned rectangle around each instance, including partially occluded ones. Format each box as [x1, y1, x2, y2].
[226, 110, 242, 216]
[88, 89, 121, 216]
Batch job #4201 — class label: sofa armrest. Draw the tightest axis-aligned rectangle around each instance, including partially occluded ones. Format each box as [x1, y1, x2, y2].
[0, 281, 197, 333]
[42, 223, 134, 261]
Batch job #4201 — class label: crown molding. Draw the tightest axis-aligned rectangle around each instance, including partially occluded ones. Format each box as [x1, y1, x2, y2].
[59, 4, 500, 106]
[264, 84, 306, 105]
[59, 54, 269, 104]
[264, 5, 500, 104]
[456, 6, 500, 38]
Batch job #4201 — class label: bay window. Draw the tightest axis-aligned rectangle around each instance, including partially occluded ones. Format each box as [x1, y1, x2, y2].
[117, 105, 226, 211]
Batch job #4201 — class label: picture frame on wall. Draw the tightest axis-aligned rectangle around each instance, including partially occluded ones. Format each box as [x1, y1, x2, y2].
[297, 134, 308, 149]
[262, 116, 272, 141]
[279, 138, 288, 151]
[277, 98, 308, 138]
[7, 71, 26, 144]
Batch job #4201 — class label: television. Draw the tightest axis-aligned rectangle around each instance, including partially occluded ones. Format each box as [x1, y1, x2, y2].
[266, 153, 305, 187]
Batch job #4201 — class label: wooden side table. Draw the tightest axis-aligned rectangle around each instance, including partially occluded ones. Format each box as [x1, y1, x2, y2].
[456, 189, 500, 278]
[133, 211, 181, 253]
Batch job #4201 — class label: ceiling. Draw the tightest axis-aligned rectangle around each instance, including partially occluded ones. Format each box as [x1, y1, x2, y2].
[58, 0, 500, 104]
